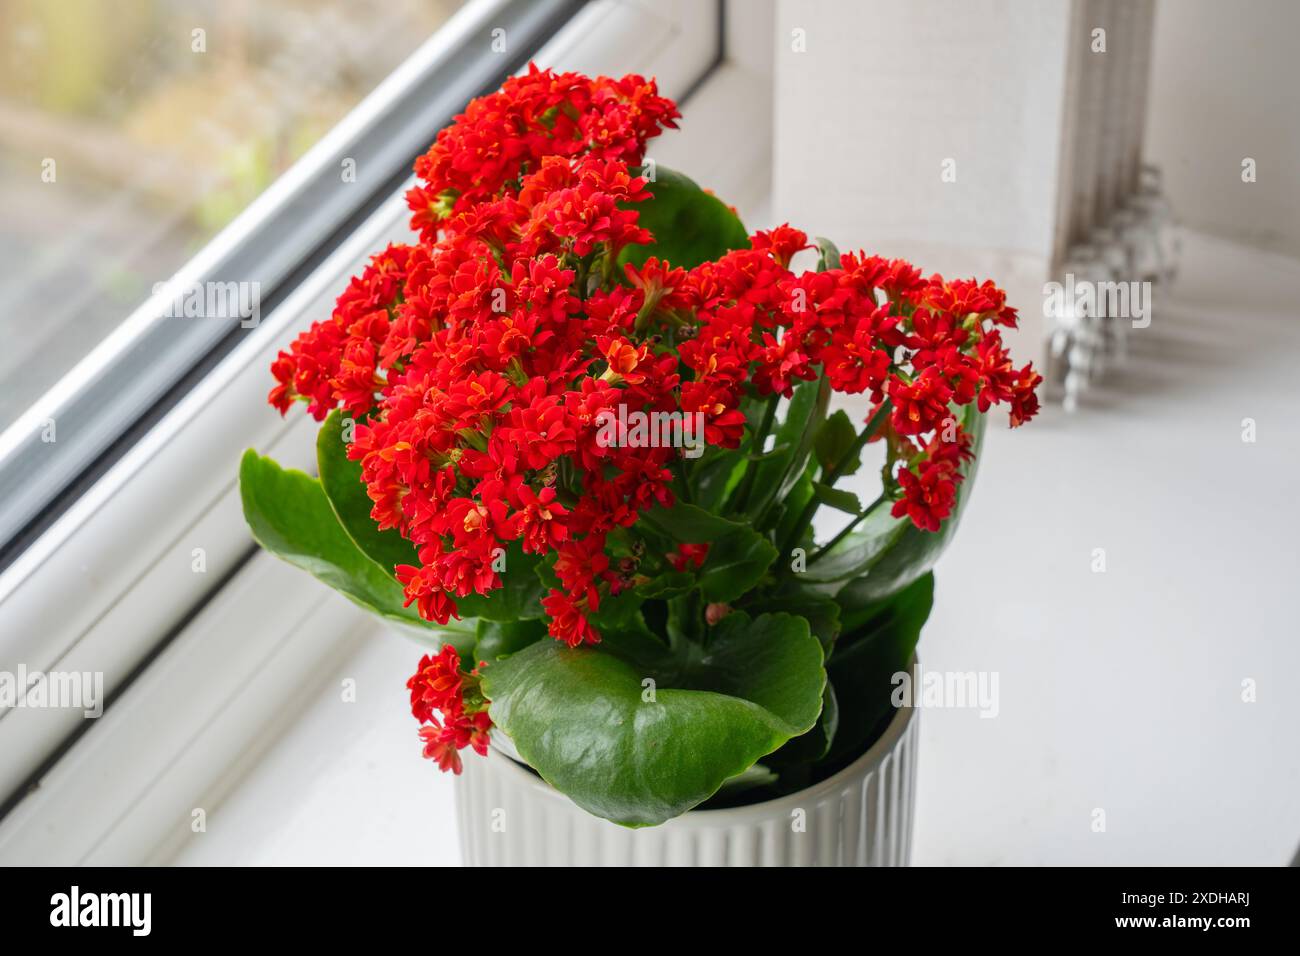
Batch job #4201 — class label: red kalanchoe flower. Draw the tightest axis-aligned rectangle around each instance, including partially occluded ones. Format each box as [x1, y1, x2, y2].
[541, 589, 601, 647]
[888, 367, 955, 436]
[417, 711, 492, 775]
[407, 645, 464, 723]
[668, 542, 709, 572]
[407, 645, 492, 774]
[891, 459, 959, 533]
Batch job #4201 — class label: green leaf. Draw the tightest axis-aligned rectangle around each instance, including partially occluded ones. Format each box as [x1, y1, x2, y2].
[481, 612, 825, 826]
[815, 236, 841, 272]
[814, 409, 860, 476]
[640, 504, 778, 603]
[621, 166, 749, 270]
[747, 442, 791, 461]
[802, 405, 987, 599]
[711, 763, 780, 798]
[812, 482, 863, 515]
[822, 572, 933, 766]
[454, 542, 546, 621]
[700, 534, 779, 603]
[634, 571, 695, 600]
[745, 582, 841, 651]
[587, 585, 646, 632]
[773, 465, 817, 554]
[317, 410, 417, 575]
[743, 378, 829, 522]
[687, 444, 747, 513]
[473, 618, 546, 665]
[767, 682, 839, 770]
[239, 450, 425, 628]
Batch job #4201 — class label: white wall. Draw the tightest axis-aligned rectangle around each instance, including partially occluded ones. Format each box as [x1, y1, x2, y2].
[1146, 0, 1300, 259]
[770, 0, 1077, 363]
[772, 0, 1074, 260]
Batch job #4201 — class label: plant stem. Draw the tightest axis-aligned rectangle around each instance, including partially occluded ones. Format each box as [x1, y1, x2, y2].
[778, 399, 892, 570]
[807, 493, 888, 565]
[729, 392, 780, 514]
[672, 456, 694, 505]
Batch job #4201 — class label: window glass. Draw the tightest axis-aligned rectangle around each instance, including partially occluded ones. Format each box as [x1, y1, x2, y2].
[0, 0, 464, 431]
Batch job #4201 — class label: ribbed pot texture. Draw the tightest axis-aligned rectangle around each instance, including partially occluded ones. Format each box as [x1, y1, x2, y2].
[455, 663, 919, 867]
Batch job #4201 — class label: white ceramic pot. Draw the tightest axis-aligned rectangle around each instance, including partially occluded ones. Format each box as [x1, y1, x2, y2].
[455, 658, 919, 866]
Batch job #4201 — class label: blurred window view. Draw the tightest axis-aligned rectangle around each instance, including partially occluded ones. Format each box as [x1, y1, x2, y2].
[0, 0, 464, 432]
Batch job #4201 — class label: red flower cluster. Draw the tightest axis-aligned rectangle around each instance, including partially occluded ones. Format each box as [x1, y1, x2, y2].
[664, 231, 1041, 532]
[407, 65, 679, 239]
[407, 644, 490, 774]
[267, 67, 1040, 772]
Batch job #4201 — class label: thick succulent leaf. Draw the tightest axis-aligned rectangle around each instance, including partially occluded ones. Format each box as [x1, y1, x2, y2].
[766, 682, 839, 771]
[688, 444, 748, 513]
[481, 611, 825, 826]
[473, 618, 546, 665]
[587, 585, 647, 632]
[316, 410, 417, 575]
[815, 236, 842, 271]
[745, 580, 841, 651]
[812, 482, 863, 515]
[640, 504, 778, 603]
[802, 406, 987, 600]
[688, 394, 767, 512]
[742, 378, 829, 521]
[814, 409, 861, 476]
[622, 166, 749, 270]
[822, 572, 933, 766]
[634, 571, 696, 600]
[773, 465, 817, 556]
[239, 450, 426, 628]
[710, 763, 780, 799]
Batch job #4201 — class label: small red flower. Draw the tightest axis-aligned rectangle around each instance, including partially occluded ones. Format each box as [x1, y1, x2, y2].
[668, 542, 709, 572]
[407, 645, 464, 723]
[541, 589, 601, 647]
[891, 460, 959, 533]
[887, 367, 954, 436]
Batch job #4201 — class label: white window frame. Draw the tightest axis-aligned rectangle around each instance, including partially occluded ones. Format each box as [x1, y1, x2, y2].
[0, 0, 751, 865]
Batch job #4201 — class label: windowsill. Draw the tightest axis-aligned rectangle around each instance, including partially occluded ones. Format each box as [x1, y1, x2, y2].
[165, 227, 1300, 865]
[167, 620, 460, 866]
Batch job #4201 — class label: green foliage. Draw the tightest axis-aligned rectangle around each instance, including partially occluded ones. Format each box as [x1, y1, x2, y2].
[621, 166, 750, 270]
[239, 450, 422, 629]
[815, 410, 860, 476]
[640, 504, 778, 604]
[824, 573, 934, 766]
[480, 612, 824, 826]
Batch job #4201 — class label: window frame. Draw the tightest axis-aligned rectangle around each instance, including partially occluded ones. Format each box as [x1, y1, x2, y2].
[0, 0, 731, 863]
[0, 0, 589, 570]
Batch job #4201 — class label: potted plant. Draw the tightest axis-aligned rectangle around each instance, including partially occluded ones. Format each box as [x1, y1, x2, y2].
[240, 67, 1040, 866]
